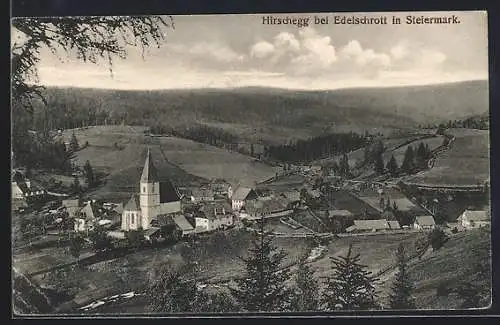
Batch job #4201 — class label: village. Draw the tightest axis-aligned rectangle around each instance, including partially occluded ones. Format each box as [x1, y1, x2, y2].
[12, 146, 491, 255]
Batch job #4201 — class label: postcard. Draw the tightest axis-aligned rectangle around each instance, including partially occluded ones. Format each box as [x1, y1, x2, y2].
[11, 11, 491, 316]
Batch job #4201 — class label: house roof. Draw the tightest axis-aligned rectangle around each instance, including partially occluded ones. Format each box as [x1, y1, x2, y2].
[62, 199, 80, 208]
[388, 220, 401, 229]
[140, 148, 158, 183]
[328, 210, 353, 218]
[160, 181, 181, 203]
[80, 202, 99, 221]
[113, 203, 124, 214]
[231, 187, 255, 201]
[173, 215, 195, 231]
[352, 219, 390, 230]
[244, 198, 287, 215]
[459, 210, 490, 222]
[191, 188, 215, 198]
[280, 190, 301, 202]
[415, 215, 436, 226]
[144, 227, 161, 237]
[124, 194, 140, 211]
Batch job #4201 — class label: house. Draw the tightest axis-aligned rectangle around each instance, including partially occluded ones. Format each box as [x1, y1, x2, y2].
[190, 188, 215, 203]
[172, 214, 195, 237]
[328, 209, 354, 219]
[240, 198, 293, 220]
[279, 190, 302, 208]
[11, 175, 46, 200]
[62, 199, 82, 218]
[388, 220, 401, 230]
[457, 210, 490, 229]
[195, 201, 234, 233]
[74, 201, 100, 232]
[346, 219, 390, 233]
[121, 149, 182, 231]
[413, 215, 436, 230]
[12, 198, 28, 213]
[230, 187, 258, 211]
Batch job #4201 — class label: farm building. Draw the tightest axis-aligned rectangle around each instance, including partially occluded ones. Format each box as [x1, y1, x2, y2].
[172, 214, 195, 237]
[388, 220, 401, 230]
[346, 219, 391, 233]
[240, 197, 293, 220]
[195, 201, 234, 233]
[11, 173, 46, 200]
[229, 186, 258, 211]
[62, 199, 82, 218]
[74, 201, 100, 232]
[413, 215, 436, 230]
[328, 209, 354, 218]
[457, 210, 490, 229]
[190, 188, 215, 203]
[121, 149, 182, 231]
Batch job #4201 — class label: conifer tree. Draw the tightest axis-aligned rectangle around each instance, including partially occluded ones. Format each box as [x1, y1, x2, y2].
[386, 155, 398, 176]
[83, 160, 95, 188]
[401, 145, 415, 174]
[389, 244, 416, 309]
[322, 244, 379, 310]
[69, 132, 79, 153]
[374, 151, 385, 175]
[290, 255, 320, 311]
[230, 217, 292, 312]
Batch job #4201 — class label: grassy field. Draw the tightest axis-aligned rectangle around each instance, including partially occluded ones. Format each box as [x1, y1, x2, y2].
[404, 129, 490, 186]
[382, 135, 445, 166]
[60, 125, 278, 201]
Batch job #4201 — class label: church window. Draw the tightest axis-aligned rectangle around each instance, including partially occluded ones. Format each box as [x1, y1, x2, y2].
[131, 214, 135, 224]
[143, 186, 146, 193]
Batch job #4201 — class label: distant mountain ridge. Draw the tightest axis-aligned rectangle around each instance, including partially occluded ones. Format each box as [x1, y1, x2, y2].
[35, 80, 488, 139]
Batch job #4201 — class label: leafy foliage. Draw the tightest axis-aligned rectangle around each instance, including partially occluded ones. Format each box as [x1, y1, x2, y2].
[126, 228, 146, 250]
[321, 244, 379, 310]
[428, 228, 449, 251]
[88, 224, 113, 253]
[69, 234, 84, 262]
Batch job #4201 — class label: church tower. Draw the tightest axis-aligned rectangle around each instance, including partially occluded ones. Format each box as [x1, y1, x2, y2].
[139, 148, 161, 229]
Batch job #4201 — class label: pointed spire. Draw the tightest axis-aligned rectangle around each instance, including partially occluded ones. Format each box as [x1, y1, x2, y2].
[141, 148, 158, 183]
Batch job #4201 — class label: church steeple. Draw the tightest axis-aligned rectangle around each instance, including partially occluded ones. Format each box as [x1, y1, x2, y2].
[140, 148, 158, 183]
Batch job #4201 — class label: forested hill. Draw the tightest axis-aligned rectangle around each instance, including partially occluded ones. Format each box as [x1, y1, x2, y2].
[29, 80, 488, 136]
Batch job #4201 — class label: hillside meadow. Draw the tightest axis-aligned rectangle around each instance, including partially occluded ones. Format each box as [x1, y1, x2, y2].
[61, 125, 278, 201]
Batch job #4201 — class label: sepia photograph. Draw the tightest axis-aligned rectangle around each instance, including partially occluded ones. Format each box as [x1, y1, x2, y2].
[11, 11, 491, 316]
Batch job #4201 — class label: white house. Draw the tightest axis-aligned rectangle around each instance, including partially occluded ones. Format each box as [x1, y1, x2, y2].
[230, 187, 258, 211]
[121, 149, 182, 231]
[74, 201, 99, 232]
[413, 215, 436, 230]
[457, 210, 490, 229]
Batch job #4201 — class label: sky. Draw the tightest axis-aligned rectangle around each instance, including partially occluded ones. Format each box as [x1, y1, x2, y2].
[12, 11, 489, 90]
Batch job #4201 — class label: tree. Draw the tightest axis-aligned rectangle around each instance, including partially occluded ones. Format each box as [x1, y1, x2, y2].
[339, 154, 350, 176]
[321, 244, 379, 310]
[83, 160, 95, 188]
[428, 228, 449, 251]
[69, 234, 84, 265]
[374, 151, 385, 175]
[230, 217, 292, 312]
[126, 228, 146, 251]
[146, 264, 208, 313]
[386, 155, 398, 176]
[69, 132, 79, 154]
[72, 176, 81, 194]
[290, 255, 320, 311]
[88, 224, 113, 253]
[401, 145, 415, 174]
[389, 244, 416, 309]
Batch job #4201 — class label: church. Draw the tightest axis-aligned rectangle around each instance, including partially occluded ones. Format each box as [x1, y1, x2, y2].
[121, 149, 182, 231]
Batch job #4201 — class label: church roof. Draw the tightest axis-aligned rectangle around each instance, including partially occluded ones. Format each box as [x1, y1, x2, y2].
[160, 181, 181, 203]
[124, 194, 140, 211]
[140, 148, 158, 183]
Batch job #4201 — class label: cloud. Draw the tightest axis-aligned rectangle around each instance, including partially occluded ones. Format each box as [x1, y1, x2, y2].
[340, 40, 391, 68]
[250, 41, 275, 59]
[169, 42, 245, 64]
[389, 40, 447, 70]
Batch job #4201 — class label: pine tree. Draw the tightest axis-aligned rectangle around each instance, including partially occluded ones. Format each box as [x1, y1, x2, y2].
[389, 244, 416, 309]
[83, 160, 95, 188]
[230, 217, 292, 312]
[416, 142, 427, 167]
[386, 155, 398, 176]
[72, 176, 81, 194]
[374, 151, 385, 175]
[322, 244, 379, 310]
[69, 132, 79, 153]
[401, 145, 415, 174]
[290, 255, 320, 311]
